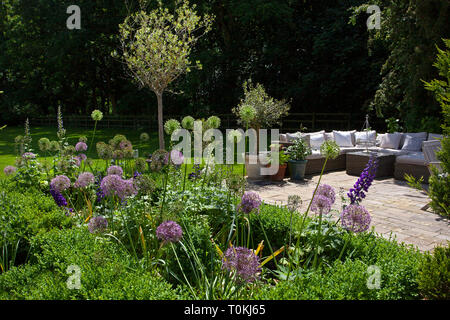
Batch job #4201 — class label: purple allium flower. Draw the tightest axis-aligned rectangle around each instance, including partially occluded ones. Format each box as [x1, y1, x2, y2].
[88, 216, 108, 234]
[119, 140, 132, 150]
[3, 165, 16, 176]
[74, 172, 95, 188]
[347, 156, 378, 204]
[100, 174, 136, 199]
[75, 141, 88, 152]
[222, 246, 261, 283]
[340, 204, 371, 233]
[156, 221, 183, 243]
[107, 165, 123, 177]
[165, 149, 184, 165]
[50, 175, 71, 192]
[316, 184, 336, 204]
[78, 153, 87, 161]
[238, 191, 262, 214]
[71, 156, 81, 167]
[22, 152, 36, 159]
[311, 194, 332, 215]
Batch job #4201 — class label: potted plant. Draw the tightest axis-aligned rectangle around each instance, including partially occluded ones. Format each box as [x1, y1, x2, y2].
[268, 144, 290, 181]
[287, 138, 312, 180]
[232, 80, 291, 180]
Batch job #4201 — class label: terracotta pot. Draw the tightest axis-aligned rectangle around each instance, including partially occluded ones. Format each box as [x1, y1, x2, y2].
[270, 163, 288, 181]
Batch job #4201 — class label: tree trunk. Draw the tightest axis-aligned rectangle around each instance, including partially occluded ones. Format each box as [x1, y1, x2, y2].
[156, 92, 165, 150]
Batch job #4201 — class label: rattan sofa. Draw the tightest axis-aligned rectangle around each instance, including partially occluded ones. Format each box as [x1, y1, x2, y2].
[278, 131, 443, 182]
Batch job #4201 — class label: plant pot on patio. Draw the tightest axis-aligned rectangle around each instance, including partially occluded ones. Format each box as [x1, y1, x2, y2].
[267, 144, 290, 181]
[271, 163, 288, 181]
[286, 137, 312, 181]
[288, 160, 308, 180]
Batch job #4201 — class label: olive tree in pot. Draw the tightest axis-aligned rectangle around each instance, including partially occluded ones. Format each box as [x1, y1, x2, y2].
[232, 79, 290, 179]
[287, 138, 312, 180]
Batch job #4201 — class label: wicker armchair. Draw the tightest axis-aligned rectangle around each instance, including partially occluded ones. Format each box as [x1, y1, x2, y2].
[423, 140, 442, 174]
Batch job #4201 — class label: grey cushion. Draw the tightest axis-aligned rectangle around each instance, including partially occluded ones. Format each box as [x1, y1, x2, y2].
[380, 133, 402, 149]
[401, 135, 424, 152]
[354, 130, 377, 144]
[333, 130, 354, 147]
[395, 152, 426, 166]
[396, 132, 427, 149]
[286, 132, 302, 142]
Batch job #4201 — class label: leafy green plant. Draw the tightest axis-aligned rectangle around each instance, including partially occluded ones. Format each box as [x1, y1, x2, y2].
[417, 243, 450, 300]
[286, 138, 311, 161]
[385, 117, 402, 133]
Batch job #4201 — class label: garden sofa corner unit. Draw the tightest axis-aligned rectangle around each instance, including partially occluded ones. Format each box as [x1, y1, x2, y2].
[279, 130, 443, 182]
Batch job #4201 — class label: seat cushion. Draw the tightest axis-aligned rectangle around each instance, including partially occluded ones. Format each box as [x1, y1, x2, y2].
[339, 147, 366, 154]
[306, 150, 324, 160]
[373, 147, 410, 156]
[395, 152, 426, 166]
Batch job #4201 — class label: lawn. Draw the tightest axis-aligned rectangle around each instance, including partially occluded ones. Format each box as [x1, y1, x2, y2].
[0, 125, 245, 176]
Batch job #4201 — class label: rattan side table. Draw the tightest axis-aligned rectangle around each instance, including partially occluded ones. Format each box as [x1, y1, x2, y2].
[346, 152, 396, 178]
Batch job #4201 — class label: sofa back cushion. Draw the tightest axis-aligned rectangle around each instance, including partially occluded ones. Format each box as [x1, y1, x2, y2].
[380, 133, 402, 149]
[401, 135, 424, 152]
[286, 132, 302, 142]
[396, 132, 427, 149]
[305, 131, 325, 150]
[354, 130, 377, 145]
[333, 130, 354, 147]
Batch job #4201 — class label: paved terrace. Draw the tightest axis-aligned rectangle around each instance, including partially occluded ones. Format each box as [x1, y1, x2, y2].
[247, 171, 450, 252]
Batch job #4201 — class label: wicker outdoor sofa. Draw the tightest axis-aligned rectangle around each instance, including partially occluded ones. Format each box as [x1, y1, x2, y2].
[278, 130, 443, 183]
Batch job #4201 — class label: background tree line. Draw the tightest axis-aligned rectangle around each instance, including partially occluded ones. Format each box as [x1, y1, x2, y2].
[0, 0, 448, 132]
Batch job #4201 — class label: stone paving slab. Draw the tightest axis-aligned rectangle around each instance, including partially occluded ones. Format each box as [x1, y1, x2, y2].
[247, 171, 450, 251]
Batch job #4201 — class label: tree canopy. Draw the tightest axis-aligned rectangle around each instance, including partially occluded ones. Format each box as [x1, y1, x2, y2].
[0, 0, 449, 132]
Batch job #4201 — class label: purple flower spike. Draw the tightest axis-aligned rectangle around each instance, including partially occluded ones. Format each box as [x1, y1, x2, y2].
[222, 246, 261, 283]
[238, 191, 262, 214]
[340, 204, 371, 233]
[347, 156, 378, 204]
[156, 221, 183, 243]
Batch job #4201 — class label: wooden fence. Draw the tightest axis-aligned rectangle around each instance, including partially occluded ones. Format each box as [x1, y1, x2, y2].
[31, 113, 385, 133]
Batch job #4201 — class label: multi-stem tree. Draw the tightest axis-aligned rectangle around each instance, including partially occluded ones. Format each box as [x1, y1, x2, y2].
[118, 0, 213, 149]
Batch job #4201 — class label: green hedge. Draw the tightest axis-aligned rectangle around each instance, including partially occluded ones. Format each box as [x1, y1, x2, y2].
[0, 228, 186, 300]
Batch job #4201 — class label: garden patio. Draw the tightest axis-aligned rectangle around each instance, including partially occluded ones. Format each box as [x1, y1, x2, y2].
[248, 171, 450, 251]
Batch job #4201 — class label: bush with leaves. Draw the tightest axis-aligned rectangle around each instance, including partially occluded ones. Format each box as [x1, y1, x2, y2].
[417, 243, 450, 300]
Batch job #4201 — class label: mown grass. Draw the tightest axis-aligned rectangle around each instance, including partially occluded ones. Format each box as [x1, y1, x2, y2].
[0, 125, 245, 176]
